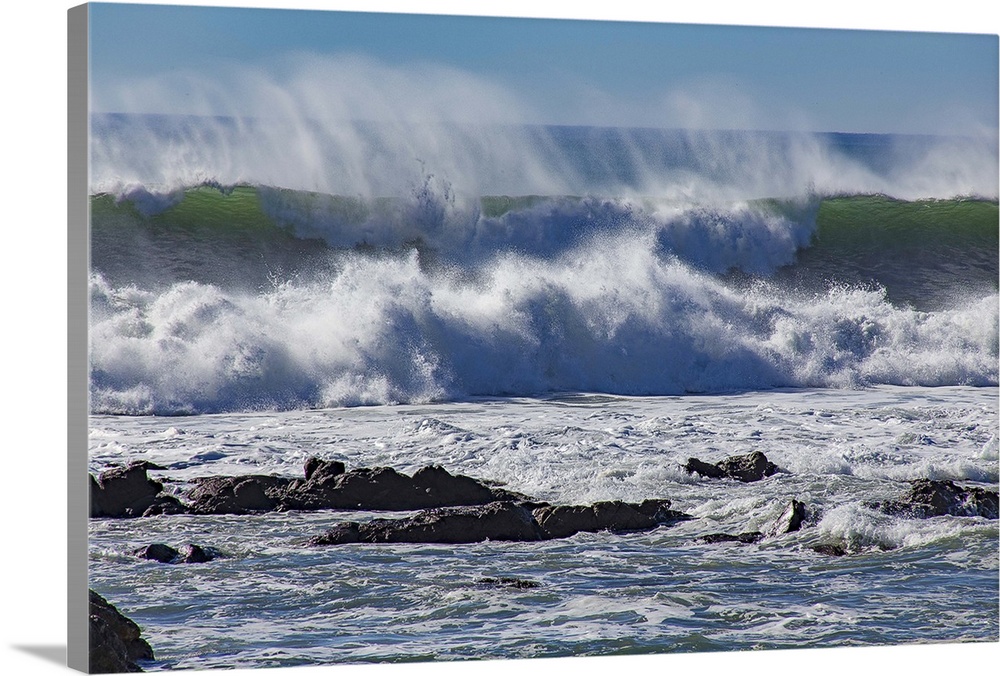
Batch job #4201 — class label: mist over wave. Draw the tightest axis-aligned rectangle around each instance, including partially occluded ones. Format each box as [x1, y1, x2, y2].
[91, 55, 999, 203]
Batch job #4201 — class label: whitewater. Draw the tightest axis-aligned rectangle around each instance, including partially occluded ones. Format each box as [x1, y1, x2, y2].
[86, 57, 999, 671]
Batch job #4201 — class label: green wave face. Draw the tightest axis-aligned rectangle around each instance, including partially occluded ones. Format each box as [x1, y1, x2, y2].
[816, 195, 998, 249]
[90, 186, 999, 312]
[779, 196, 999, 310]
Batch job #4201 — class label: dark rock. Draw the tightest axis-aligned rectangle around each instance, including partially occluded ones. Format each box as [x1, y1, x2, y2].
[141, 494, 188, 517]
[411, 464, 499, 505]
[684, 451, 780, 483]
[476, 577, 541, 589]
[311, 497, 690, 546]
[293, 466, 422, 510]
[310, 501, 546, 545]
[91, 464, 164, 518]
[700, 532, 764, 544]
[812, 543, 848, 557]
[179, 543, 216, 563]
[765, 499, 807, 537]
[89, 590, 153, 673]
[286, 464, 515, 512]
[303, 456, 345, 482]
[310, 522, 362, 545]
[533, 501, 659, 539]
[132, 543, 218, 564]
[186, 475, 292, 515]
[133, 543, 180, 563]
[683, 457, 726, 479]
[869, 479, 998, 519]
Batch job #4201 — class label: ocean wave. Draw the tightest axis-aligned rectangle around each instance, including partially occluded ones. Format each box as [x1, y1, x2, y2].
[88, 233, 999, 414]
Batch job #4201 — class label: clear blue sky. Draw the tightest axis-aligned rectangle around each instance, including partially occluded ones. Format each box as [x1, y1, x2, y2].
[87, 2, 998, 135]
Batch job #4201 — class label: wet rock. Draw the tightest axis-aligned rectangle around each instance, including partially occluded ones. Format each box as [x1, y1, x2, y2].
[186, 475, 293, 515]
[303, 456, 345, 482]
[684, 451, 780, 483]
[411, 464, 500, 505]
[133, 543, 180, 563]
[476, 577, 541, 589]
[531, 500, 687, 539]
[141, 494, 188, 517]
[869, 479, 999, 519]
[89, 589, 153, 673]
[95, 458, 540, 517]
[180, 543, 216, 563]
[309, 501, 547, 545]
[311, 498, 691, 546]
[91, 464, 164, 518]
[811, 543, 848, 557]
[683, 457, 726, 479]
[132, 543, 219, 564]
[700, 532, 764, 544]
[764, 499, 807, 537]
[284, 462, 521, 512]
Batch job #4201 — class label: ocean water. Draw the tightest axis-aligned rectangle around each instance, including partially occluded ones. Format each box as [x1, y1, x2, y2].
[87, 111, 999, 670]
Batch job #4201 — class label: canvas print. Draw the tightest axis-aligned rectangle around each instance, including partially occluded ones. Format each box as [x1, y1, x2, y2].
[75, 2, 999, 673]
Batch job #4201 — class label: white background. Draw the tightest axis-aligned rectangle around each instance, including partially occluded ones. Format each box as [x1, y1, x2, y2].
[2, 1, 997, 675]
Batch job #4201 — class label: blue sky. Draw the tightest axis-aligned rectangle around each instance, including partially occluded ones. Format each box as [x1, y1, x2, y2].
[88, 2, 998, 135]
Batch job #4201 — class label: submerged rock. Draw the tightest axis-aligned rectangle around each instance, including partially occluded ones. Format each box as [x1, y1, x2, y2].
[89, 590, 153, 673]
[133, 543, 180, 564]
[811, 543, 848, 557]
[700, 532, 764, 544]
[765, 499, 808, 536]
[476, 577, 541, 589]
[684, 451, 780, 483]
[700, 499, 808, 546]
[869, 479, 998, 519]
[133, 543, 219, 564]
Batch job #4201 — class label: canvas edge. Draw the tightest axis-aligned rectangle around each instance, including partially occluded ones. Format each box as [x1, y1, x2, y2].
[67, 3, 90, 673]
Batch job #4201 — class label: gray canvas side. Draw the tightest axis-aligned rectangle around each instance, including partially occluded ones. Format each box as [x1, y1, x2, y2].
[67, 3, 90, 672]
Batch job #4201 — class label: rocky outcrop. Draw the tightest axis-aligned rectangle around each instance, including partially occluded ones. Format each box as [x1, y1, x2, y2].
[868, 479, 998, 519]
[90, 464, 169, 518]
[185, 460, 527, 515]
[310, 498, 691, 546]
[133, 543, 218, 564]
[187, 475, 293, 515]
[89, 590, 153, 673]
[308, 501, 547, 545]
[90, 458, 535, 518]
[684, 451, 780, 483]
[532, 499, 690, 539]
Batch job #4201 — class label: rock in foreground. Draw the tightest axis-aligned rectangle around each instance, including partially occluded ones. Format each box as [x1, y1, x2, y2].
[89, 590, 153, 673]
